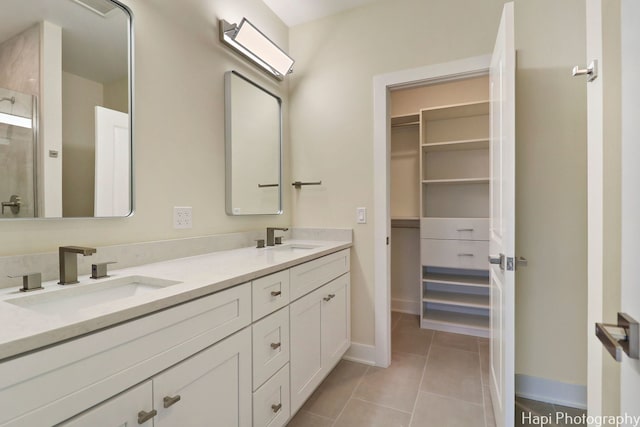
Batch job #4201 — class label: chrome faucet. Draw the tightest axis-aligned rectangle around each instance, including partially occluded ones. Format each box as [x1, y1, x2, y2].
[266, 227, 288, 246]
[59, 246, 97, 285]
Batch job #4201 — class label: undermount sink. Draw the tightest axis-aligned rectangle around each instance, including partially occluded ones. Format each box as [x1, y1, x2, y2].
[269, 243, 321, 253]
[6, 276, 181, 318]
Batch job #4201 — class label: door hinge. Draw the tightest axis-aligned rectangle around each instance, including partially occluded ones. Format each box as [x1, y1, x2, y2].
[386, 236, 389, 245]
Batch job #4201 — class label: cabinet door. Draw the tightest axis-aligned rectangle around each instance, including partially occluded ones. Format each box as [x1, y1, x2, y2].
[321, 273, 351, 368]
[59, 381, 153, 426]
[289, 290, 323, 414]
[153, 328, 252, 427]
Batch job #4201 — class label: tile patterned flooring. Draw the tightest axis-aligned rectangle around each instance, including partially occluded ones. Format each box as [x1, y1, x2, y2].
[287, 312, 494, 426]
[287, 312, 586, 427]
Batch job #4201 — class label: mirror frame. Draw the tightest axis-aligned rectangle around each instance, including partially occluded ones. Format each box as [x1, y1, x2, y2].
[224, 70, 283, 216]
[0, 0, 134, 220]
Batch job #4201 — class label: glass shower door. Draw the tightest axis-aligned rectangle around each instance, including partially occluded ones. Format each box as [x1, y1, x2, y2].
[0, 87, 37, 218]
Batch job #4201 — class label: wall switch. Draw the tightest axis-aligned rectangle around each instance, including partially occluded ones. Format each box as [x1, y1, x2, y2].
[173, 207, 192, 229]
[356, 207, 367, 224]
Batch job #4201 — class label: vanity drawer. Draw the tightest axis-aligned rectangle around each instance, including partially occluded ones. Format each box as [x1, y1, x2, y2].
[252, 270, 290, 321]
[0, 283, 252, 427]
[252, 307, 290, 389]
[252, 364, 290, 427]
[290, 249, 350, 300]
[421, 239, 489, 270]
[420, 218, 489, 241]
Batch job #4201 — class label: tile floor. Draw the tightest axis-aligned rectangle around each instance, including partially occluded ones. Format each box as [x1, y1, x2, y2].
[286, 312, 586, 427]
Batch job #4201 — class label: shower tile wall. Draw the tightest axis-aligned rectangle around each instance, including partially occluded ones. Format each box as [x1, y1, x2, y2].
[0, 25, 39, 218]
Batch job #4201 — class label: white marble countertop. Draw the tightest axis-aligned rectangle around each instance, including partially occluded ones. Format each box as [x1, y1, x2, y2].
[0, 239, 351, 361]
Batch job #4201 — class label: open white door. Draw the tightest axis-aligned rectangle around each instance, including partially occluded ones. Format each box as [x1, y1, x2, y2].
[619, 0, 640, 416]
[489, 3, 516, 427]
[94, 106, 130, 217]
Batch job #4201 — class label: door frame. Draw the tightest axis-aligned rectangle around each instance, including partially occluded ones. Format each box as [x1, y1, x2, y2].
[372, 55, 491, 367]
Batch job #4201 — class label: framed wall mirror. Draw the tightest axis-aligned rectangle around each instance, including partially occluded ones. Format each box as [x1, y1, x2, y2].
[225, 71, 282, 215]
[0, 0, 132, 219]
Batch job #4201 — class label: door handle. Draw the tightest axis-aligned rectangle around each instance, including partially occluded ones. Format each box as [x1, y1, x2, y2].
[489, 254, 505, 270]
[596, 313, 639, 362]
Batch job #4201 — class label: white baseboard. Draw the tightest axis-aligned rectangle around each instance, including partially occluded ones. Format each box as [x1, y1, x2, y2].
[343, 342, 376, 366]
[391, 298, 420, 315]
[515, 374, 587, 409]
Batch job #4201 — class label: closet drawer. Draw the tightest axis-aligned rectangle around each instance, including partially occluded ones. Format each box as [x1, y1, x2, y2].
[252, 307, 289, 389]
[420, 218, 489, 241]
[290, 249, 350, 300]
[253, 270, 290, 321]
[253, 364, 290, 427]
[421, 239, 489, 270]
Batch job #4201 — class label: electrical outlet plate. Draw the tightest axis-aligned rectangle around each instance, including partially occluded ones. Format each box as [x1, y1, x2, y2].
[173, 207, 192, 229]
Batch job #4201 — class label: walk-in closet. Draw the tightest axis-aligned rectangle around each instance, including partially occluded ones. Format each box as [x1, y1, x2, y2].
[390, 75, 491, 337]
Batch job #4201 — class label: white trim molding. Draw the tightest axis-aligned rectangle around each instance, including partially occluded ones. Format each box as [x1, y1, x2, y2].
[516, 374, 587, 410]
[343, 342, 377, 366]
[372, 55, 491, 367]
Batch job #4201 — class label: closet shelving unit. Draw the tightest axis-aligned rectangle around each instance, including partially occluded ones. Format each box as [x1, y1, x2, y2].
[419, 100, 491, 337]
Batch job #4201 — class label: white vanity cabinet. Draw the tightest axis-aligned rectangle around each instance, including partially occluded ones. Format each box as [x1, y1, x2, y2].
[60, 328, 252, 427]
[289, 252, 351, 415]
[0, 246, 351, 427]
[0, 282, 252, 427]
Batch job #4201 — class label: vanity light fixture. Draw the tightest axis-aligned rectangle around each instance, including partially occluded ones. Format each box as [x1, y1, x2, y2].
[219, 18, 294, 80]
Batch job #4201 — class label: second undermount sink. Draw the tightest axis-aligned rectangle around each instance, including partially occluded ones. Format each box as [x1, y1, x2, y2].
[269, 243, 321, 253]
[6, 276, 181, 318]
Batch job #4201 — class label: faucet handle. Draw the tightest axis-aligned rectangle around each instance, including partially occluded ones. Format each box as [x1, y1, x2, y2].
[8, 272, 43, 292]
[91, 261, 117, 279]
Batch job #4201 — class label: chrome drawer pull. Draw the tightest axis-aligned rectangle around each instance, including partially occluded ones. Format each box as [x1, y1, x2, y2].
[270, 290, 282, 297]
[137, 409, 157, 424]
[457, 253, 475, 257]
[163, 394, 181, 408]
[456, 228, 474, 232]
[323, 293, 336, 302]
[270, 342, 282, 349]
[271, 403, 283, 413]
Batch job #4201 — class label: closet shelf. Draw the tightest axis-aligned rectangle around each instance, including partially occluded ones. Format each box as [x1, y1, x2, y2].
[421, 309, 489, 332]
[391, 114, 420, 127]
[422, 290, 489, 309]
[421, 138, 489, 152]
[422, 178, 490, 185]
[421, 100, 489, 121]
[423, 273, 490, 288]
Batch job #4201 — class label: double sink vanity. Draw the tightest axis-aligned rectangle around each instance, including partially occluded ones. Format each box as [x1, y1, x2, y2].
[0, 236, 352, 426]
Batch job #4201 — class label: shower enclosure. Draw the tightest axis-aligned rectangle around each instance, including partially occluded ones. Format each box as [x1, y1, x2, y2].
[0, 86, 37, 218]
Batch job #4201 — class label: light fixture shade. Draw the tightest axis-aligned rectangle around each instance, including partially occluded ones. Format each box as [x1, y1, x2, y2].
[220, 18, 294, 80]
[0, 112, 32, 129]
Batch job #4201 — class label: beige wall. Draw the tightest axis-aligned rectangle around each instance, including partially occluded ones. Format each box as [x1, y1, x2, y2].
[289, 0, 507, 346]
[0, 0, 290, 255]
[514, 0, 587, 386]
[290, 0, 588, 387]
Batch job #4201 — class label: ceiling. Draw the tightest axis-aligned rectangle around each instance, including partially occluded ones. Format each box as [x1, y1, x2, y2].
[261, 0, 380, 27]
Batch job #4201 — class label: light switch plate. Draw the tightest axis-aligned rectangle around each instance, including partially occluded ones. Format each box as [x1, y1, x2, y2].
[356, 207, 367, 224]
[173, 207, 192, 229]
